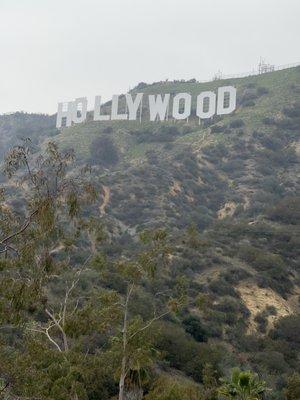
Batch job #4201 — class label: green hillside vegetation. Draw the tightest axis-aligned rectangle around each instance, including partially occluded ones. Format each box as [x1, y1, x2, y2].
[53, 67, 299, 159]
[0, 66, 299, 400]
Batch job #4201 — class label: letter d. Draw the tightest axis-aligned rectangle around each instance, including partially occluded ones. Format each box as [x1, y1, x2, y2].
[217, 86, 237, 115]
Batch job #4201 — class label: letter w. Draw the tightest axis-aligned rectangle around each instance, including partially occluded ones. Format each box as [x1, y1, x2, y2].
[148, 94, 170, 121]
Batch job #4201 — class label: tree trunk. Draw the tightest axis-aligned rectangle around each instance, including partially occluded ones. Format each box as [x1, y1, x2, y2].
[118, 285, 133, 400]
[62, 330, 69, 352]
[119, 355, 127, 400]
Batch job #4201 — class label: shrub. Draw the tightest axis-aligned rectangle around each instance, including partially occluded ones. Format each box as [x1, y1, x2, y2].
[134, 125, 181, 143]
[285, 373, 300, 400]
[275, 118, 298, 130]
[220, 268, 251, 284]
[254, 312, 268, 333]
[242, 100, 256, 107]
[229, 119, 245, 129]
[89, 136, 119, 167]
[145, 375, 203, 400]
[135, 82, 148, 90]
[262, 117, 275, 125]
[270, 315, 300, 344]
[202, 143, 229, 160]
[154, 322, 224, 381]
[267, 196, 300, 225]
[257, 86, 269, 96]
[154, 322, 200, 370]
[265, 305, 277, 316]
[240, 89, 258, 106]
[211, 125, 226, 133]
[182, 315, 208, 342]
[102, 126, 113, 134]
[208, 278, 239, 298]
[252, 351, 289, 373]
[283, 105, 300, 118]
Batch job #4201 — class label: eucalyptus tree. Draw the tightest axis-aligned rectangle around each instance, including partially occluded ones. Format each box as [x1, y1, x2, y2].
[0, 140, 100, 399]
[0, 140, 98, 324]
[0, 141, 184, 400]
[88, 228, 186, 400]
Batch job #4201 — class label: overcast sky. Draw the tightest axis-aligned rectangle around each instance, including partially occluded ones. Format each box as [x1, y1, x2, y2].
[0, 0, 299, 115]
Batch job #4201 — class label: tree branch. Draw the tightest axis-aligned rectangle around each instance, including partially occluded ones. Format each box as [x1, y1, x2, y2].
[0, 209, 38, 248]
[45, 308, 69, 352]
[27, 324, 62, 353]
[128, 310, 171, 342]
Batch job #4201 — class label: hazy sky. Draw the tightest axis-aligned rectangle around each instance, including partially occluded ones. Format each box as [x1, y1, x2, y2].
[0, 0, 299, 114]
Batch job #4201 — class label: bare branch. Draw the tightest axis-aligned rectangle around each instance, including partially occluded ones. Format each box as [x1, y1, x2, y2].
[27, 323, 62, 353]
[45, 308, 69, 352]
[128, 310, 171, 342]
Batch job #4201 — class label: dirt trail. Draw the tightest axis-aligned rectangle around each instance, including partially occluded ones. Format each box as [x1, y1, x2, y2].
[99, 185, 110, 215]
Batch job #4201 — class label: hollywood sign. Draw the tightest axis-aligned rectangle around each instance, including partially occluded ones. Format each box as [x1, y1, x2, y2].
[56, 86, 236, 128]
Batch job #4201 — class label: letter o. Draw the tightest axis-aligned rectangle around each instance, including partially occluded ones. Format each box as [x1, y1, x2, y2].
[196, 92, 216, 119]
[172, 93, 192, 120]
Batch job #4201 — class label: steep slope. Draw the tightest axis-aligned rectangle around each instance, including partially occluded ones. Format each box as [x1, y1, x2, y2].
[0, 66, 299, 398]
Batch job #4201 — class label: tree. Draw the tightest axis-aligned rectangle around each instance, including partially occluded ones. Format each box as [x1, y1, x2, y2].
[113, 236, 181, 400]
[218, 368, 267, 400]
[0, 141, 99, 399]
[0, 141, 97, 322]
[26, 261, 91, 353]
[285, 373, 300, 400]
[0, 142, 185, 400]
[94, 229, 185, 400]
[202, 363, 219, 400]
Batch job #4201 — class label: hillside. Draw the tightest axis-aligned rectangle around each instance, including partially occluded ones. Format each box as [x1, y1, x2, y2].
[0, 66, 299, 400]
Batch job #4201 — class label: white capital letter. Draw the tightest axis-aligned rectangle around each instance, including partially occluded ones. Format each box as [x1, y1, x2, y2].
[125, 93, 143, 121]
[111, 95, 128, 120]
[217, 86, 236, 115]
[172, 93, 191, 120]
[72, 97, 87, 124]
[148, 94, 170, 121]
[196, 92, 216, 119]
[94, 96, 110, 121]
[56, 101, 74, 128]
